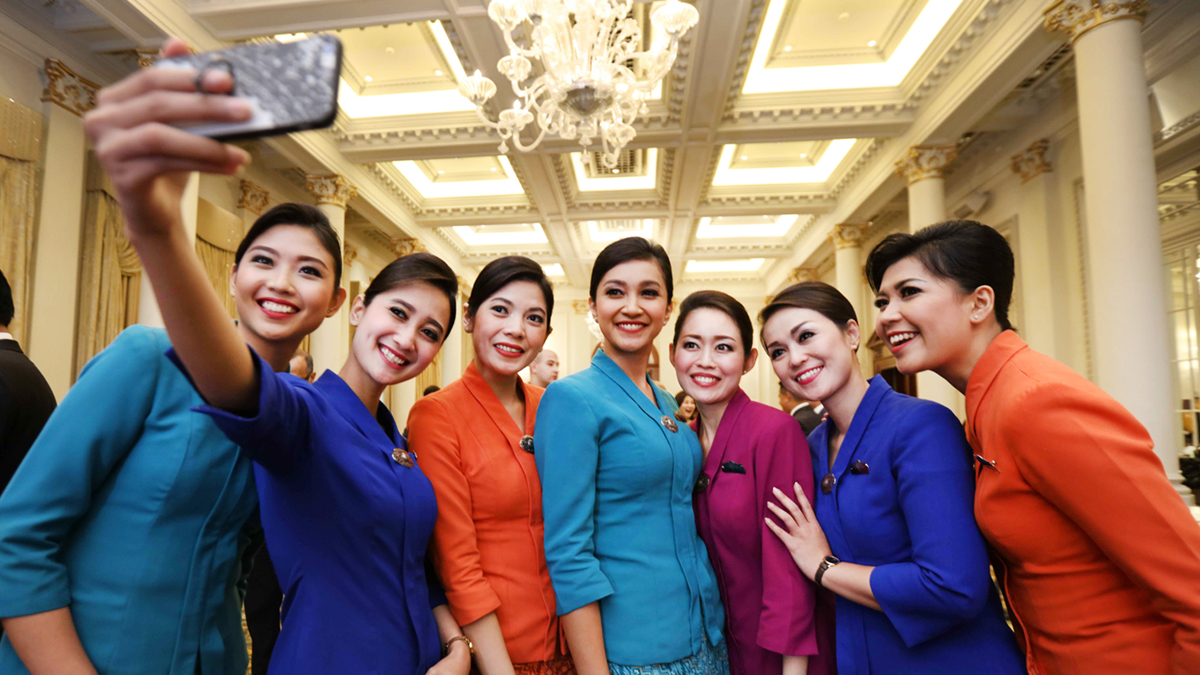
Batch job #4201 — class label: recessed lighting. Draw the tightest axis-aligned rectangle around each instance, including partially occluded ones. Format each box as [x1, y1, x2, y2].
[800, 153, 807, 158]
[784, 45, 792, 52]
[385, 47, 394, 54]
[838, 12, 849, 20]
[740, 155, 748, 160]
[490, 167, 498, 172]
[435, 69, 443, 76]
[364, 75, 373, 82]
[867, 40, 876, 47]
[612, 168, 620, 174]
[437, 170, 445, 175]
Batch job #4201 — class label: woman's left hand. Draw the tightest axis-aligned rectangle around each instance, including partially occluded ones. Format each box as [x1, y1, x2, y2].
[766, 483, 833, 581]
[424, 642, 471, 675]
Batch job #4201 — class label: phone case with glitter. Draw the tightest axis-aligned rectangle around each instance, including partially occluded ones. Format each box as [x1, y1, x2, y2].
[154, 35, 342, 142]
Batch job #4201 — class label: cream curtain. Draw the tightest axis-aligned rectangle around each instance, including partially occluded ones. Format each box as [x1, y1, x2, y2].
[195, 236, 237, 319]
[74, 189, 141, 377]
[0, 97, 43, 343]
[415, 349, 443, 396]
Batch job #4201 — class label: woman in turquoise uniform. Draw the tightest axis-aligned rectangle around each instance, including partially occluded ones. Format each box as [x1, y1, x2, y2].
[71, 41, 471, 675]
[535, 237, 727, 675]
[0, 203, 344, 675]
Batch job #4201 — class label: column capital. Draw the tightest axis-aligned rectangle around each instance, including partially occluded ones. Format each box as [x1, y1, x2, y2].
[136, 49, 159, 69]
[344, 243, 359, 267]
[389, 237, 426, 257]
[787, 266, 819, 284]
[237, 180, 270, 215]
[455, 275, 471, 297]
[830, 223, 869, 250]
[1011, 139, 1054, 184]
[572, 299, 591, 315]
[894, 145, 957, 185]
[305, 174, 358, 208]
[1045, 0, 1147, 44]
[41, 58, 98, 116]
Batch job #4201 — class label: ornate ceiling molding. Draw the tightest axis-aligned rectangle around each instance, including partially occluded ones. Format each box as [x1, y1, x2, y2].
[831, 139, 887, 199]
[786, 266, 819, 284]
[894, 144, 958, 185]
[1045, 0, 1147, 44]
[1011, 138, 1053, 183]
[721, 0, 771, 120]
[306, 173, 359, 208]
[238, 180, 270, 215]
[41, 58, 97, 116]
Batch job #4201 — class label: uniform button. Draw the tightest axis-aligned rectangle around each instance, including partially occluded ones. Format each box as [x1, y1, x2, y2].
[820, 473, 836, 494]
[520, 435, 535, 453]
[695, 473, 710, 493]
[392, 448, 414, 468]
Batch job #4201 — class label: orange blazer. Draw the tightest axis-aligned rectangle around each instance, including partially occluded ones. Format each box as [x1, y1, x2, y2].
[966, 331, 1200, 675]
[407, 362, 562, 665]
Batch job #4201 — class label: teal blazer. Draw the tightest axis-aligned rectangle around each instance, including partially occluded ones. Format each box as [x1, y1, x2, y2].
[534, 349, 725, 666]
[0, 326, 259, 675]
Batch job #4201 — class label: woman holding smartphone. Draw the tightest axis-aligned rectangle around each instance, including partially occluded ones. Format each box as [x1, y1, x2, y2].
[670, 290, 831, 675]
[535, 237, 727, 675]
[0, 203, 341, 675]
[760, 281, 1024, 675]
[75, 38, 470, 675]
[408, 256, 575, 675]
[866, 220, 1200, 675]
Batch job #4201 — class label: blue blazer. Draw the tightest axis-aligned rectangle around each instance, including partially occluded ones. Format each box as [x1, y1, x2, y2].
[809, 376, 1025, 675]
[197, 354, 443, 675]
[534, 349, 724, 667]
[0, 326, 258, 675]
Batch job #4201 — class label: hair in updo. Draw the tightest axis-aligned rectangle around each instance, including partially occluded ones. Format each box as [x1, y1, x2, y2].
[589, 237, 673, 303]
[235, 203, 342, 288]
[363, 252, 459, 338]
[759, 281, 858, 348]
[673, 290, 754, 356]
[864, 219, 1015, 331]
[466, 256, 554, 325]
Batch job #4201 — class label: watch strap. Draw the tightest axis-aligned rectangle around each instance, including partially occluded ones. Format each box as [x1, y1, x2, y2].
[815, 556, 840, 587]
[443, 634, 474, 656]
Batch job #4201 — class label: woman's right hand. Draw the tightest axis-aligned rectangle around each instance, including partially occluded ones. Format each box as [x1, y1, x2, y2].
[83, 38, 251, 243]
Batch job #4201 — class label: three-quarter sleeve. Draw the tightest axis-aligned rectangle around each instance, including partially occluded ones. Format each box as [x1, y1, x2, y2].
[190, 350, 314, 475]
[533, 380, 614, 615]
[407, 396, 501, 626]
[869, 404, 991, 647]
[1005, 381, 1200, 673]
[0, 326, 160, 618]
[757, 418, 819, 656]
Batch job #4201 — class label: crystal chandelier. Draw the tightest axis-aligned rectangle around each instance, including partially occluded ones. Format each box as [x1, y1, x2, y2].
[458, 0, 700, 169]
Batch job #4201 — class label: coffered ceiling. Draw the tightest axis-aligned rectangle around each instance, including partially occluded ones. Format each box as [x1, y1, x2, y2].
[8, 0, 1196, 293]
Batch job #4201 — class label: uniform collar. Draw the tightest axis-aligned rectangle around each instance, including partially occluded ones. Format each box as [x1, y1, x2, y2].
[964, 330, 1027, 444]
[461, 360, 539, 440]
[824, 374, 890, 478]
[703, 388, 751, 475]
[591, 347, 670, 420]
[315, 370, 405, 451]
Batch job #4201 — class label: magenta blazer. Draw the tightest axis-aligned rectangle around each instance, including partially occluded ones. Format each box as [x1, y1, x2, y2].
[692, 389, 834, 675]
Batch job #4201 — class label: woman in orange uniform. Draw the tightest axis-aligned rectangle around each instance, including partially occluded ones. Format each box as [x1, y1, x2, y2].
[866, 219, 1200, 675]
[408, 256, 574, 675]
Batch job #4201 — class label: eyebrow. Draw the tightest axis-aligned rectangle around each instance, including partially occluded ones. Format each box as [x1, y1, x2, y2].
[681, 332, 738, 343]
[247, 245, 330, 269]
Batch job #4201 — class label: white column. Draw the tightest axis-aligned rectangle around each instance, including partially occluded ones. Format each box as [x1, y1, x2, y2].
[830, 223, 872, 373]
[1011, 139, 1061, 356]
[894, 144, 965, 417]
[1046, 1, 1192, 502]
[305, 174, 357, 377]
[138, 173, 199, 327]
[25, 60, 92, 398]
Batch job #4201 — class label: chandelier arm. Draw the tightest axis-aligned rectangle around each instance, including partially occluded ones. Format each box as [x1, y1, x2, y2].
[472, 106, 507, 132]
[508, 123, 549, 153]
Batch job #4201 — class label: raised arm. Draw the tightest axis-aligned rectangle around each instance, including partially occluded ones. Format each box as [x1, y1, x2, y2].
[83, 39, 258, 414]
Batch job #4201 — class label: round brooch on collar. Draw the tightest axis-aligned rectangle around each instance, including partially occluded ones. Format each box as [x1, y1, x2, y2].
[520, 435, 535, 453]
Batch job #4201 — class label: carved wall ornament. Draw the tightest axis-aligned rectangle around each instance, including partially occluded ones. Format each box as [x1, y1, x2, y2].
[1011, 139, 1054, 184]
[389, 237, 426, 257]
[1044, 0, 1148, 44]
[237, 180, 270, 216]
[572, 299, 592, 315]
[343, 243, 358, 267]
[786, 267, 819, 284]
[830, 223, 869, 250]
[41, 59, 98, 116]
[305, 174, 359, 208]
[136, 50, 159, 69]
[894, 145, 958, 185]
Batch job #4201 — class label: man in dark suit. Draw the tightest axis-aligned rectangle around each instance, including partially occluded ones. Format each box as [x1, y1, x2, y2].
[779, 382, 823, 436]
[0, 268, 57, 495]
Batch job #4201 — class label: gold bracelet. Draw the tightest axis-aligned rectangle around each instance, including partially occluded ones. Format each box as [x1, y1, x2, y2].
[443, 634, 474, 656]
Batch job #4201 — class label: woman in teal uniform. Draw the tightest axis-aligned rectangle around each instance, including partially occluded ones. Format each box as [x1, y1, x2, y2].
[535, 237, 728, 675]
[0, 203, 345, 675]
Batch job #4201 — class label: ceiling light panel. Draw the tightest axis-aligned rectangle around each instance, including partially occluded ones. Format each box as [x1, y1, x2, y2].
[452, 223, 548, 246]
[395, 155, 524, 198]
[542, 264, 565, 277]
[586, 219, 657, 243]
[695, 215, 798, 239]
[744, 0, 965, 93]
[336, 22, 473, 118]
[685, 258, 767, 274]
[571, 149, 659, 192]
[712, 139, 856, 186]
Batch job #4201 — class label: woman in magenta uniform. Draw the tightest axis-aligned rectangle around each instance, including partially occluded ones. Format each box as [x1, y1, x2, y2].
[670, 291, 832, 675]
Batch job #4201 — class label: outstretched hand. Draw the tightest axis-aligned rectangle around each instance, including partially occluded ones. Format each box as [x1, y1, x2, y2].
[765, 482, 833, 582]
[83, 38, 252, 242]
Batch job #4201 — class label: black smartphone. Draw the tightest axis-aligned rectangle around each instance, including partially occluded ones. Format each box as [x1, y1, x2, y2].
[154, 35, 342, 142]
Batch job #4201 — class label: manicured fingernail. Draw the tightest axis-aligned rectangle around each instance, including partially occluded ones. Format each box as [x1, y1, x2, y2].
[772, 487, 782, 496]
[794, 482, 801, 491]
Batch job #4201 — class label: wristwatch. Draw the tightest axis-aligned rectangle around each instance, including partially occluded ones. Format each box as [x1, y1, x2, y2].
[443, 634, 474, 657]
[814, 555, 841, 587]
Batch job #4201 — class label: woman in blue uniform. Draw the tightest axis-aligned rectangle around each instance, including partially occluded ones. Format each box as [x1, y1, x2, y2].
[535, 237, 727, 675]
[0, 203, 343, 675]
[78, 39, 471, 675]
[759, 282, 1025, 675]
